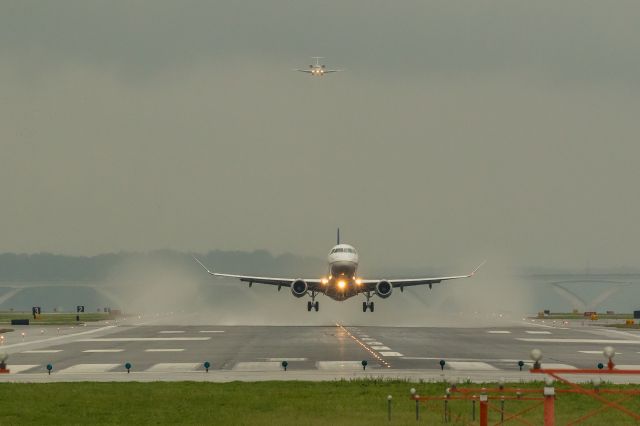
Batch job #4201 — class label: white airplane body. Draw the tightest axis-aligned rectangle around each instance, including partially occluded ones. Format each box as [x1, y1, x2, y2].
[295, 57, 342, 76]
[195, 229, 483, 312]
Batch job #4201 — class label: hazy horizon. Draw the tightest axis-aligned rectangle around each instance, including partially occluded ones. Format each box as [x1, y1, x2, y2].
[2, 1, 640, 270]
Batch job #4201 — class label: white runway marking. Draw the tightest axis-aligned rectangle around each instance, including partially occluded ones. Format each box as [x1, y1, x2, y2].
[487, 331, 511, 334]
[158, 331, 185, 334]
[199, 330, 225, 333]
[232, 362, 282, 371]
[613, 365, 640, 370]
[522, 361, 576, 369]
[79, 337, 210, 342]
[360, 337, 374, 341]
[359, 335, 370, 338]
[448, 361, 499, 371]
[525, 331, 552, 335]
[57, 364, 120, 374]
[370, 346, 391, 351]
[145, 349, 185, 352]
[369, 341, 383, 345]
[316, 361, 369, 370]
[146, 363, 201, 372]
[579, 350, 622, 355]
[83, 349, 124, 353]
[518, 338, 640, 345]
[22, 350, 62, 354]
[379, 351, 403, 357]
[265, 358, 307, 362]
[5, 365, 39, 374]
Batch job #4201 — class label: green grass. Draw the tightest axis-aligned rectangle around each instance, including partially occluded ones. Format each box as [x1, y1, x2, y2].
[1, 380, 640, 425]
[0, 312, 111, 325]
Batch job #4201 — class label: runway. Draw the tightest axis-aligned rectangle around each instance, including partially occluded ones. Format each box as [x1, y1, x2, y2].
[3, 318, 640, 383]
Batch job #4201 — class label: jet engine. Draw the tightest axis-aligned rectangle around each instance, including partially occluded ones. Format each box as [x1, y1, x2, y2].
[375, 280, 393, 298]
[291, 279, 308, 298]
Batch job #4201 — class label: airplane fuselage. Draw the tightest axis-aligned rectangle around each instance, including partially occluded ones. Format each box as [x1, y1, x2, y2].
[324, 244, 361, 301]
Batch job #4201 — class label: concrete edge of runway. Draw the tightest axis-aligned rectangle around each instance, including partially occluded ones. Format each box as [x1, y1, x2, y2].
[1, 369, 639, 384]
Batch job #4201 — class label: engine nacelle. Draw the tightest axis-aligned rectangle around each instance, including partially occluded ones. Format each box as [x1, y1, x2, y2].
[291, 279, 308, 298]
[375, 280, 393, 298]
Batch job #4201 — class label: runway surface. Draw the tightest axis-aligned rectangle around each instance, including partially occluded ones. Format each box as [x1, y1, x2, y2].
[3, 317, 640, 383]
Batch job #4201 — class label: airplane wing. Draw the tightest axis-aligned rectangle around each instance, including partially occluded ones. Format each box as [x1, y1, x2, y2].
[295, 69, 313, 73]
[360, 261, 485, 289]
[193, 257, 320, 287]
[324, 70, 342, 73]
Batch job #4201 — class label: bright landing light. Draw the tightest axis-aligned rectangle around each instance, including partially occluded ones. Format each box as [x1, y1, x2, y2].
[338, 280, 346, 289]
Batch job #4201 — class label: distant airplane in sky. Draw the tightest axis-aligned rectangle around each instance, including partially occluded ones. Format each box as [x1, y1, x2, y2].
[194, 229, 483, 313]
[295, 57, 342, 76]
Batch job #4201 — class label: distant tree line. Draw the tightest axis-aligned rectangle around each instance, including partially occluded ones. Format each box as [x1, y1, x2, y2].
[0, 250, 323, 282]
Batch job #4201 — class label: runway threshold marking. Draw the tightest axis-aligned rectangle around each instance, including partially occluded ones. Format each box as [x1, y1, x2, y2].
[232, 362, 282, 371]
[57, 363, 120, 374]
[146, 363, 201, 372]
[370, 346, 391, 351]
[517, 338, 640, 345]
[79, 337, 211, 342]
[448, 361, 499, 371]
[145, 349, 185, 352]
[3, 365, 39, 374]
[335, 323, 391, 368]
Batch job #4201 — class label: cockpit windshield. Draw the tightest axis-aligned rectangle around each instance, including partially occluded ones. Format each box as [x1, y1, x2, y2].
[330, 247, 356, 254]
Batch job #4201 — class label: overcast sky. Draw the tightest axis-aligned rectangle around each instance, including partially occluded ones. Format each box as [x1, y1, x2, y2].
[1, 1, 640, 269]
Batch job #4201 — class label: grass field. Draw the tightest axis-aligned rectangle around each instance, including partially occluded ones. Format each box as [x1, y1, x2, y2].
[0, 312, 111, 325]
[1, 380, 639, 425]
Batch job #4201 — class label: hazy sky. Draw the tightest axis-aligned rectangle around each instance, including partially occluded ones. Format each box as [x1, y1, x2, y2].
[2, 1, 640, 269]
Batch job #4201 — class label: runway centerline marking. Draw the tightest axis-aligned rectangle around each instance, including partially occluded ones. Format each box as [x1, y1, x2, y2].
[158, 331, 185, 334]
[22, 350, 62, 354]
[579, 350, 622, 355]
[525, 331, 552, 334]
[145, 348, 185, 352]
[83, 349, 124, 353]
[487, 331, 511, 334]
[79, 337, 211, 342]
[336, 323, 391, 369]
[199, 330, 225, 333]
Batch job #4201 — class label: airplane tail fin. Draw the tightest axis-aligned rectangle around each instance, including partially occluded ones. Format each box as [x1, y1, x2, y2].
[337, 228, 340, 245]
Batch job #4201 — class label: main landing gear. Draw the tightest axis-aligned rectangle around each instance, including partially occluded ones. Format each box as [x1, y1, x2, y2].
[362, 291, 374, 312]
[307, 301, 319, 312]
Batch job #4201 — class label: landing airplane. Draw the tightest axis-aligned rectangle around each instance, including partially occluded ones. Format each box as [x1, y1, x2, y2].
[295, 57, 342, 76]
[194, 230, 483, 312]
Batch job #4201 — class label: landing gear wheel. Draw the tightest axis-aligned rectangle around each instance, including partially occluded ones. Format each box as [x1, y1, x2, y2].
[314, 301, 319, 312]
[370, 302, 374, 312]
[362, 302, 367, 312]
[307, 301, 312, 312]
